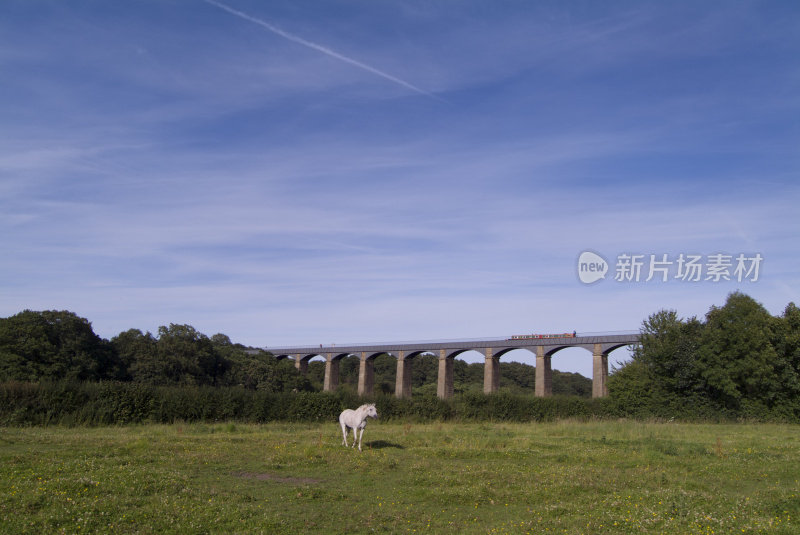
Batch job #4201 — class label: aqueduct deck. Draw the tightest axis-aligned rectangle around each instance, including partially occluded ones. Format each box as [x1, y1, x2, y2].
[269, 333, 639, 399]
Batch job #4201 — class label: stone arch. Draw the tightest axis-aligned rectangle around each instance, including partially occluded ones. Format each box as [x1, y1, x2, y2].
[356, 352, 381, 397]
[539, 345, 574, 357]
[498, 347, 540, 395]
[544, 343, 628, 398]
[434, 348, 480, 400]
[600, 343, 634, 373]
[491, 347, 533, 359]
[289, 353, 323, 374]
[602, 343, 632, 354]
[444, 348, 472, 360]
[473, 346, 539, 396]
[393, 349, 430, 399]
[402, 350, 429, 360]
[322, 352, 358, 392]
[271, 334, 639, 400]
[592, 342, 635, 398]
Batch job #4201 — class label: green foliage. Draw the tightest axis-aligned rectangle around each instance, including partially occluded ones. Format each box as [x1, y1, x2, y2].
[373, 353, 398, 391]
[110, 328, 155, 381]
[5, 292, 800, 424]
[376, 394, 455, 421]
[611, 292, 800, 420]
[0, 312, 311, 393]
[0, 309, 593, 399]
[552, 370, 593, 396]
[115, 328, 243, 387]
[0, 310, 122, 382]
[454, 391, 619, 422]
[326, 352, 592, 397]
[0, 382, 625, 426]
[699, 293, 785, 409]
[607, 360, 653, 417]
[221, 351, 312, 393]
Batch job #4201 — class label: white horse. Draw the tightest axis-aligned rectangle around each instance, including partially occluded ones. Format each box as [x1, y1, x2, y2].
[339, 404, 378, 451]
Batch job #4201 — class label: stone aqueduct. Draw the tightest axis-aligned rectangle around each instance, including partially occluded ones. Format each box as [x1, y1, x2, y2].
[270, 333, 639, 399]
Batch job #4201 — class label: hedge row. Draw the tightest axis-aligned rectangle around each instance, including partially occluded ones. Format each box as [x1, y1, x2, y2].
[1, 381, 795, 426]
[0, 381, 617, 426]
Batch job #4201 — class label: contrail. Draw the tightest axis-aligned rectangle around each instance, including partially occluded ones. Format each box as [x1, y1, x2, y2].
[203, 0, 441, 100]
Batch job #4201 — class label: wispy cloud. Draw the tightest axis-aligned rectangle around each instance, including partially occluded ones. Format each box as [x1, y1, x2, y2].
[203, 0, 442, 100]
[1, 1, 797, 378]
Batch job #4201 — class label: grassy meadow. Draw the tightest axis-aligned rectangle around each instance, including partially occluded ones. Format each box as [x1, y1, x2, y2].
[1, 420, 798, 534]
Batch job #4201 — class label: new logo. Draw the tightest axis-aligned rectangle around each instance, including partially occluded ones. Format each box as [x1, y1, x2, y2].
[577, 251, 608, 284]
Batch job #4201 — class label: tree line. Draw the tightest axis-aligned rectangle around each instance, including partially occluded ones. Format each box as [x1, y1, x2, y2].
[609, 292, 800, 419]
[0, 311, 308, 392]
[0, 310, 590, 396]
[3, 291, 799, 422]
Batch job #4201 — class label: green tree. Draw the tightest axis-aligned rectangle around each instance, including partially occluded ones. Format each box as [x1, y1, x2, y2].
[111, 329, 157, 381]
[698, 292, 782, 410]
[775, 302, 800, 402]
[780, 302, 800, 364]
[412, 354, 439, 387]
[609, 308, 704, 414]
[552, 370, 592, 397]
[223, 351, 312, 392]
[612, 293, 800, 419]
[0, 310, 121, 382]
[640, 309, 704, 399]
[607, 359, 653, 415]
[373, 353, 397, 393]
[155, 324, 228, 386]
[304, 359, 323, 390]
[338, 355, 361, 388]
[117, 324, 229, 386]
[210, 333, 233, 347]
[500, 361, 535, 391]
[454, 360, 484, 392]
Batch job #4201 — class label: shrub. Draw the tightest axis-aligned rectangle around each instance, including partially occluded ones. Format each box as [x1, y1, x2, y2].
[0, 382, 796, 426]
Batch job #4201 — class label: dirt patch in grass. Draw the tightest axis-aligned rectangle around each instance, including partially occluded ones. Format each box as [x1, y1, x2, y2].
[233, 471, 322, 485]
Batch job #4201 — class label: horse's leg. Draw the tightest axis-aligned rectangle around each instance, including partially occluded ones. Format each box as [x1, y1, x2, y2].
[351, 427, 357, 448]
[341, 422, 348, 447]
[357, 427, 364, 451]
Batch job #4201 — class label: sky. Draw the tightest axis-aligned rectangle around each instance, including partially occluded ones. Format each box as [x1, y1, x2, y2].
[2, 0, 799, 378]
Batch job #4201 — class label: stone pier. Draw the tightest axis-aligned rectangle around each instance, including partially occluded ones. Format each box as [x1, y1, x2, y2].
[273, 333, 637, 400]
[592, 344, 609, 398]
[483, 348, 499, 394]
[535, 346, 552, 397]
[395, 351, 412, 399]
[437, 349, 454, 399]
[323, 353, 339, 392]
[357, 352, 374, 396]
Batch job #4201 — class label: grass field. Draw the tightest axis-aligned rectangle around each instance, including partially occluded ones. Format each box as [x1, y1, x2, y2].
[1, 420, 798, 534]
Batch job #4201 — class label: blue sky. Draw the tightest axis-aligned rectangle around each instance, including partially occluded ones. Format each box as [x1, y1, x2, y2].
[2, 0, 798, 377]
